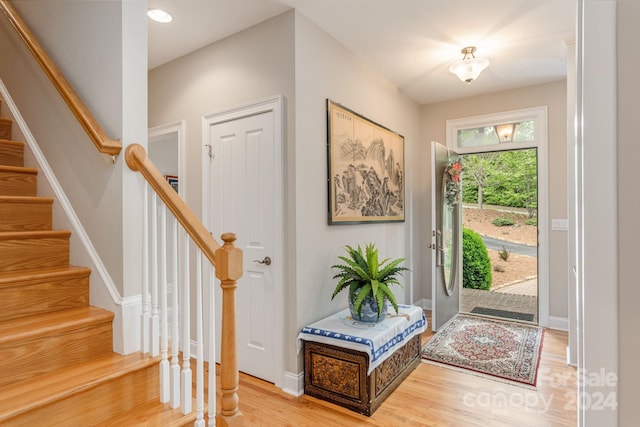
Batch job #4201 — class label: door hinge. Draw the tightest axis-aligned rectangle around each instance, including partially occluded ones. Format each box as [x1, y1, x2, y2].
[205, 144, 214, 159]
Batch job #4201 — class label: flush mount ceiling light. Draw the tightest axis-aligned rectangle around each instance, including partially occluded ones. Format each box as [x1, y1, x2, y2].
[147, 8, 173, 23]
[449, 46, 490, 83]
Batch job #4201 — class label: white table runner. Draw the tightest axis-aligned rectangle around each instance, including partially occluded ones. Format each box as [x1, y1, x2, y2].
[297, 304, 427, 374]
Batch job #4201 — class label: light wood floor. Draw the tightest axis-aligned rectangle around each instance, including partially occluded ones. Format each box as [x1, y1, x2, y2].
[229, 311, 577, 426]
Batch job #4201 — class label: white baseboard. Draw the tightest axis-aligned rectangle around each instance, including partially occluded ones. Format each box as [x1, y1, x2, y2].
[282, 371, 304, 397]
[413, 298, 432, 310]
[117, 295, 142, 354]
[548, 316, 569, 331]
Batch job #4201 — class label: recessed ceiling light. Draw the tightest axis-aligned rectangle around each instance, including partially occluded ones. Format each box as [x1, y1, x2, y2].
[147, 8, 173, 24]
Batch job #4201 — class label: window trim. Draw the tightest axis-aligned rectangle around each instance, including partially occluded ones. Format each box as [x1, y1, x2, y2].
[446, 106, 547, 154]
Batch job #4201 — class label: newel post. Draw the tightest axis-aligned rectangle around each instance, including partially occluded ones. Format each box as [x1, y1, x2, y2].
[215, 233, 243, 426]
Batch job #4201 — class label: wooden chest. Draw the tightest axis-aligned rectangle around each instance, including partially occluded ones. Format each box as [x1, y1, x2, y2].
[303, 334, 421, 416]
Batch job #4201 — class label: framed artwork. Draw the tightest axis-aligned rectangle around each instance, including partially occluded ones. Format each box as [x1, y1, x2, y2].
[327, 100, 405, 224]
[165, 175, 178, 193]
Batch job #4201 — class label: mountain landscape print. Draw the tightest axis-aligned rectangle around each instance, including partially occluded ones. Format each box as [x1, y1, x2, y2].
[327, 100, 405, 224]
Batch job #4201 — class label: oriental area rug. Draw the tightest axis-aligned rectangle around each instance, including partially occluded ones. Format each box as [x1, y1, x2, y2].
[421, 314, 544, 387]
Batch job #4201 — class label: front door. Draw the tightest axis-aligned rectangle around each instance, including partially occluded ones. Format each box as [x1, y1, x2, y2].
[204, 97, 283, 384]
[431, 141, 462, 331]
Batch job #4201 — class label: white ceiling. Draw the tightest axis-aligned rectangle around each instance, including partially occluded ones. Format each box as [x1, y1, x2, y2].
[148, 0, 576, 105]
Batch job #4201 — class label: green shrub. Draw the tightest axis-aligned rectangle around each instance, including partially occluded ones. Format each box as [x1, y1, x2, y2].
[525, 217, 538, 226]
[492, 217, 515, 227]
[462, 228, 492, 290]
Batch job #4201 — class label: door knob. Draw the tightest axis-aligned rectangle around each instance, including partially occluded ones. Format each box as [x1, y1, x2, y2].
[253, 256, 272, 266]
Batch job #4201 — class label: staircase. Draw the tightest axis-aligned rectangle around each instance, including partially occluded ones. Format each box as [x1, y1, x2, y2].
[0, 105, 194, 425]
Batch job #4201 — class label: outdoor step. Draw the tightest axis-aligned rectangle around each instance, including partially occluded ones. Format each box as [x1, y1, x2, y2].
[0, 352, 159, 425]
[0, 266, 90, 322]
[0, 306, 114, 388]
[0, 118, 11, 140]
[0, 230, 70, 272]
[0, 139, 23, 167]
[0, 165, 38, 196]
[0, 196, 53, 231]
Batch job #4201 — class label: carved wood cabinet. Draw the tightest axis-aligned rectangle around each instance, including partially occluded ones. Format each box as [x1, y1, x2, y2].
[303, 334, 422, 416]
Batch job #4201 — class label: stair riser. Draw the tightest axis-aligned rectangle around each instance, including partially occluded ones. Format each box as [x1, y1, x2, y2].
[0, 140, 22, 167]
[0, 170, 37, 196]
[5, 363, 159, 425]
[0, 200, 52, 232]
[0, 321, 113, 388]
[0, 235, 69, 272]
[0, 119, 11, 140]
[0, 273, 89, 322]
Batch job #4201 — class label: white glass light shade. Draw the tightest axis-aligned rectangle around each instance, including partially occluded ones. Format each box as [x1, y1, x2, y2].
[449, 56, 490, 83]
[147, 8, 173, 23]
[449, 46, 489, 83]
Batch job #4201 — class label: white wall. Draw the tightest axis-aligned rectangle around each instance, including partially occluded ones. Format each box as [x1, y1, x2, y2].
[292, 11, 421, 371]
[579, 0, 618, 424]
[149, 137, 179, 177]
[148, 11, 296, 219]
[617, 0, 638, 425]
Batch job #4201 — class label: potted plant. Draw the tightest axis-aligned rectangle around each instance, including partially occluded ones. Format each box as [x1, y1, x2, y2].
[331, 243, 408, 323]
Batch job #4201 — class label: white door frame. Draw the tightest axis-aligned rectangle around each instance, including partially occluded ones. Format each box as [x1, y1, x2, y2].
[201, 95, 285, 389]
[446, 106, 549, 327]
[148, 120, 186, 199]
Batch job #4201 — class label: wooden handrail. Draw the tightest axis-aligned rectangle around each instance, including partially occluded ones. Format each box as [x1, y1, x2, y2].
[0, 0, 121, 157]
[125, 143, 219, 265]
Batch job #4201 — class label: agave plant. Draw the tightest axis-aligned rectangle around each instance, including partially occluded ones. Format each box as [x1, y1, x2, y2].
[331, 243, 408, 321]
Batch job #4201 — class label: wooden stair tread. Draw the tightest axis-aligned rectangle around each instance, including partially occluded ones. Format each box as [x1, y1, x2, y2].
[0, 306, 113, 346]
[97, 399, 199, 427]
[0, 229, 70, 240]
[0, 352, 158, 421]
[0, 138, 22, 147]
[0, 164, 37, 174]
[0, 265, 90, 287]
[0, 195, 53, 204]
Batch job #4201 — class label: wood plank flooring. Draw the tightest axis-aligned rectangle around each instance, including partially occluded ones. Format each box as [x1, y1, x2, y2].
[227, 311, 577, 426]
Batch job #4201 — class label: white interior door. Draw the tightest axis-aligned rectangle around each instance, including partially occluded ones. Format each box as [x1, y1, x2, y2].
[431, 141, 461, 331]
[204, 97, 283, 384]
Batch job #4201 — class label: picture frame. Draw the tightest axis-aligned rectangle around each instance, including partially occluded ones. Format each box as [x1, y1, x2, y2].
[327, 100, 405, 224]
[165, 175, 179, 193]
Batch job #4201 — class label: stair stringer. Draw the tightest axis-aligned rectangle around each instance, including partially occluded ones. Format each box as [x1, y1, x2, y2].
[0, 79, 141, 355]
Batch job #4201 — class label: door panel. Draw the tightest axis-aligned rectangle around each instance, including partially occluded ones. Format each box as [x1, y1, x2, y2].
[431, 141, 461, 331]
[208, 110, 276, 382]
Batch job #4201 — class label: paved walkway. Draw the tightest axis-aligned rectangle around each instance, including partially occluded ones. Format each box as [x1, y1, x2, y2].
[460, 278, 538, 323]
[494, 278, 537, 296]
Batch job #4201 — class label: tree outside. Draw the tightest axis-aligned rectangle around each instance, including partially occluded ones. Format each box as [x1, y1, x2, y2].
[462, 149, 538, 218]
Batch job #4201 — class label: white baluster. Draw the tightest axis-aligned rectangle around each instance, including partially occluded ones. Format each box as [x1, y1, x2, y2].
[207, 261, 216, 427]
[195, 252, 205, 427]
[181, 230, 192, 414]
[150, 192, 159, 357]
[170, 215, 180, 408]
[159, 205, 169, 403]
[141, 184, 150, 353]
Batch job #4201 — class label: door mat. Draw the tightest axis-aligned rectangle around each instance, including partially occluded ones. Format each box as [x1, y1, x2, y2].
[470, 306, 535, 322]
[421, 313, 544, 387]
